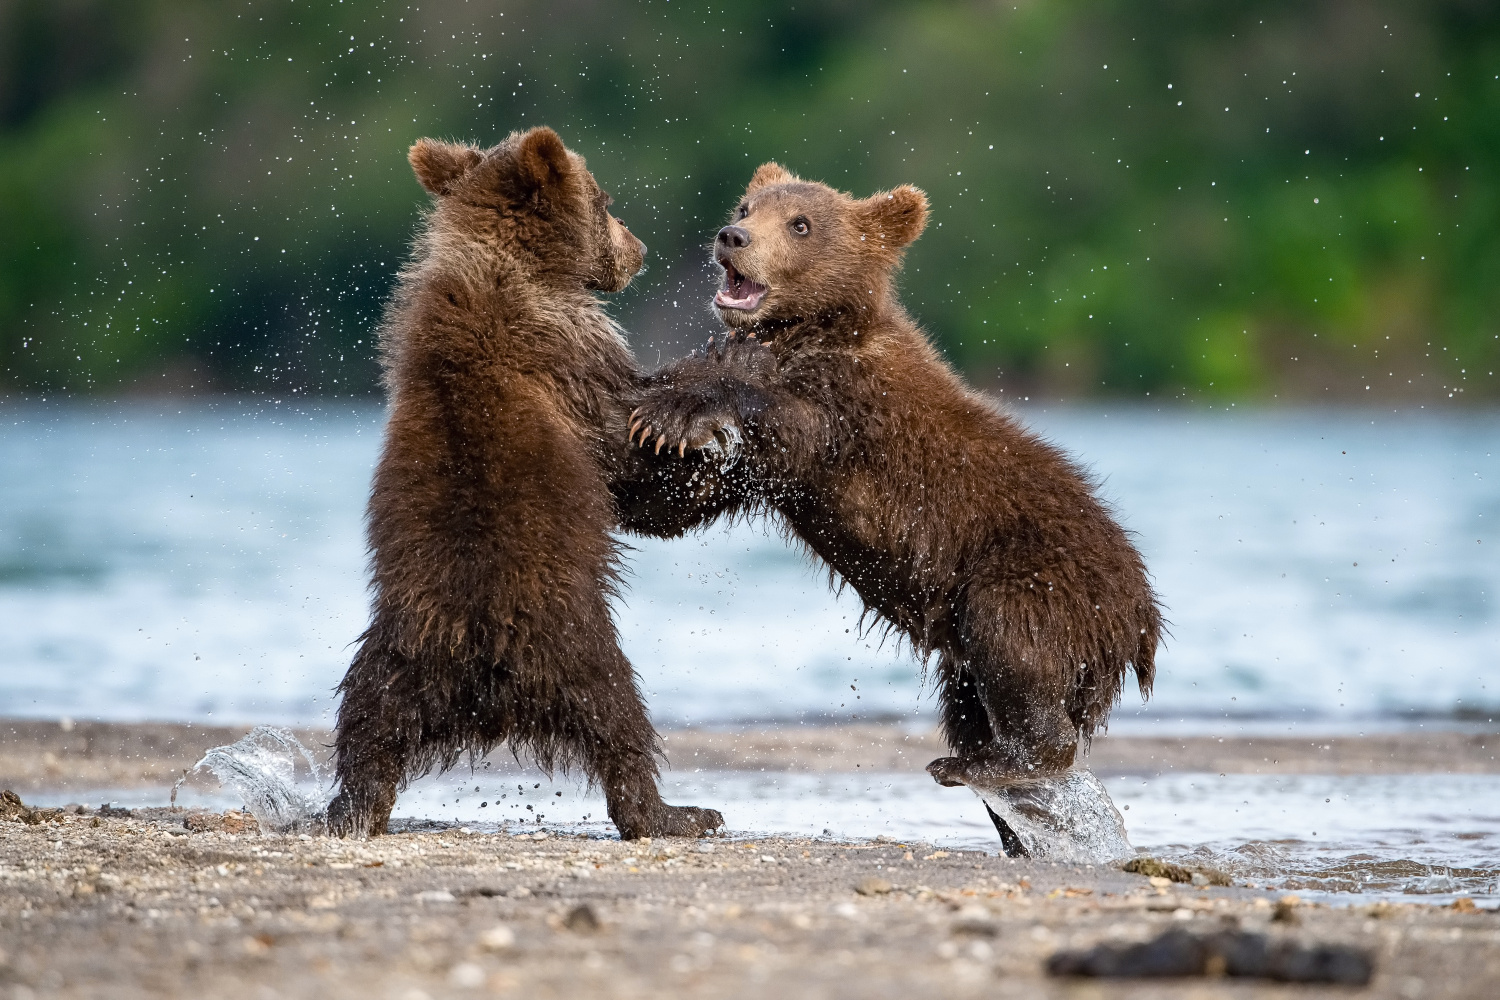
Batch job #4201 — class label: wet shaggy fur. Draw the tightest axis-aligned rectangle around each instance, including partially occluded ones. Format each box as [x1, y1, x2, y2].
[631, 163, 1162, 791]
[328, 128, 728, 841]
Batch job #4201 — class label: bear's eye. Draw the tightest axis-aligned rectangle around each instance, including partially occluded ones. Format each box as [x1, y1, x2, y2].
[790, 216, 810, 237]
[736, 204, 748, 220]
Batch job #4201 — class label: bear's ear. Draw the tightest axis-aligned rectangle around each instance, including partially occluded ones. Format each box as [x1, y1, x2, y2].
[746, 161, 796, 194]
[514, 126, 572, 193]
[409, 139, 482, 196]
[858, 184, 929, 250]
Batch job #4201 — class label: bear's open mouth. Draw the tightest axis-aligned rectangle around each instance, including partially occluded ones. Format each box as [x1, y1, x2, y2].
[714, 261, 768, 311]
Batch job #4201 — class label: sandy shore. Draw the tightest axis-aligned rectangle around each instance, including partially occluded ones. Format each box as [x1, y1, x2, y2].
[1, 718, 1498, 997]
[2, 801, 1497, 999]
[3, 718, 1497, 794]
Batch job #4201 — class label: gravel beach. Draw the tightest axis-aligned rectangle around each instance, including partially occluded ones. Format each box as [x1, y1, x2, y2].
[2, 719, 1498, 998]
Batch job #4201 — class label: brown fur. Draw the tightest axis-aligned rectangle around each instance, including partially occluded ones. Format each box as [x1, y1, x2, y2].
[632, 164, 1162, 796]
[328, 128, 730, 840]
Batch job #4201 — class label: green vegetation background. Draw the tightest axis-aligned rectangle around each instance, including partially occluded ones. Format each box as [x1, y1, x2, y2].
[2, 0, 1497, 402]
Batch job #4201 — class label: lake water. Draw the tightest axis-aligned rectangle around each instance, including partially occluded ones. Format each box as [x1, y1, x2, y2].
[2, 400, 1494, 730]
[6, 400, 1496, 896]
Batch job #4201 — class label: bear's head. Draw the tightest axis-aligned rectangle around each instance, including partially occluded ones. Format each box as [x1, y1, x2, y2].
[711, 162, 928, 330]
[408, 127, 645, 293]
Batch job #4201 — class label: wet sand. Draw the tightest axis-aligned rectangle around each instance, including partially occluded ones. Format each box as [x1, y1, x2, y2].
[3, 719, 1498, 997]
[2, 718, 1496, 793]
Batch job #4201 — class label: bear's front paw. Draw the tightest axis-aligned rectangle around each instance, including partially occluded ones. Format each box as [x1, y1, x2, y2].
[629, 396, 740, 459]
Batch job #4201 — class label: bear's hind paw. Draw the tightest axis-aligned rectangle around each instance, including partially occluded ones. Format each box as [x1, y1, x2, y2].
[925, 757, 970, 787]
[639, 804, 725, 839]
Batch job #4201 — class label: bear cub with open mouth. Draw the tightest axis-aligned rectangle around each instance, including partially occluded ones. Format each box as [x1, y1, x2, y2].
[329, 128, 727, 841]
[632, 162, 1163, 810]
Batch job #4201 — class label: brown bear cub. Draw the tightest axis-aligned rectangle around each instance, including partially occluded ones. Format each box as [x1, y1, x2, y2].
[328, 127, 727, 841]
[631, 163, 1163, 803]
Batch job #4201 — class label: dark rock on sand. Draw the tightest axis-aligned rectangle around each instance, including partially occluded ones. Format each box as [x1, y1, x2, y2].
[1047, 927, 1374, 985]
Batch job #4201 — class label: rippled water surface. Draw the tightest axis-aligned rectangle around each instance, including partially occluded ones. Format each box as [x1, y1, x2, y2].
[2, 401, 1494, 727]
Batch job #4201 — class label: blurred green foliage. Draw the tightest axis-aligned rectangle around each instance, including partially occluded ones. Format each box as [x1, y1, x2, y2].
[1, 0, 1496, 401]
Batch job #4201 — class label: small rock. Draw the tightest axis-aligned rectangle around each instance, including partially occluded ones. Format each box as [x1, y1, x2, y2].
[563, 904, 600, 932]
[1148, 876, 1173, 889]
[2, 790, 63, 826]
[951, 915, 998, 938]
[479, 925, 516, 951]
[242, 934, 273, 956]
[695, 843, 716, 854]
[448, 962, 485, 988]
[184, 810, 258, 834]
[854, 876, 892, 896]
[0, 790, 27, 822]
[531, 831, 549, 841]
[1271, 895, 1301, 924]
[1123, 856, 1229, 886]
[416, 890, 456, 905]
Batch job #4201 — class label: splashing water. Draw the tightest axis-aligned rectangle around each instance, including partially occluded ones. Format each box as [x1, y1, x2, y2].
[190, 726, 330, 833]
[971, 768, 1134, 864]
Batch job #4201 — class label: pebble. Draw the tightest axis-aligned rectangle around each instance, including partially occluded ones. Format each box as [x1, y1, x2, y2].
[448, 962, 485, 988]
[479, 925, 516, 951]
[854, 876, 892, 896]
[563, 904, 600, 932]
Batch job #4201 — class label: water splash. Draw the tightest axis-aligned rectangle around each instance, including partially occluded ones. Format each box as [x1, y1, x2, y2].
[190, 726, 330, 833]
[971, 768, 1134, 864]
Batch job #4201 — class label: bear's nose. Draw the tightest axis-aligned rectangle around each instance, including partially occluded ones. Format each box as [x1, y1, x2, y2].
[717, 225, 752, 250]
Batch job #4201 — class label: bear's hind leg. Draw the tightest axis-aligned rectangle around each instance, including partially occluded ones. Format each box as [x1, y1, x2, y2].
[582, 649, 724, 839]
[597, 743, 724, 840]
[327, 642, 420, 838]
[513, 600, 723, 840]
[326, 767, 399, 838]
[928, 654, 994, 787]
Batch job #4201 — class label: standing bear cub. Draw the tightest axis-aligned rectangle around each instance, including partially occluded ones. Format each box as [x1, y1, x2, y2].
[631, 163, 1163, 797]
[328, 128, 725, 840]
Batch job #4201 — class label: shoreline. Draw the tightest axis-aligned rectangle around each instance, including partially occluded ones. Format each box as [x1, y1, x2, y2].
[2, 718, 1495, 795]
